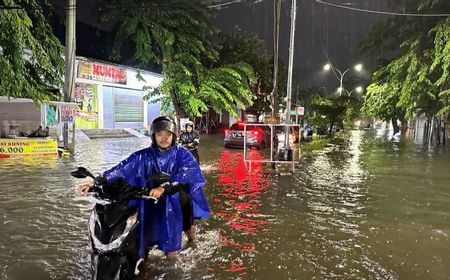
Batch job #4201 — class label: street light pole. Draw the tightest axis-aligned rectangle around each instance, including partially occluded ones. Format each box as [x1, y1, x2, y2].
[271, 0, 281, 117]
[284, 0, 296, 133]
[324, 63, 362, 96]
[279, 0, 297, 161]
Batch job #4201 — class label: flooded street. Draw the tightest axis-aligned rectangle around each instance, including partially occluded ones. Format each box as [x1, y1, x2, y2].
[1, 130, 449, 279]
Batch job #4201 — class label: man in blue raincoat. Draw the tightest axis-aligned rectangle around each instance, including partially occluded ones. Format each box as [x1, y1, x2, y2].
[77, 116, 210, 260]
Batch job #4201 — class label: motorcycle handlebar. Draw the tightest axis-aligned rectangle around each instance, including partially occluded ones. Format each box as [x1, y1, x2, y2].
[141, 195, 158, 204]
[73, 167, 167, 204]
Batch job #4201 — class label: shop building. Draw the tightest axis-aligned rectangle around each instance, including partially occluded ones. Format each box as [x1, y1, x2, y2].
[1, 57, 163, 139]
[74, 57, 163, 130]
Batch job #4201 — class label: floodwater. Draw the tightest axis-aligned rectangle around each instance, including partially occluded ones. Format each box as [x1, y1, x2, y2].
[0, 130, 449, 279]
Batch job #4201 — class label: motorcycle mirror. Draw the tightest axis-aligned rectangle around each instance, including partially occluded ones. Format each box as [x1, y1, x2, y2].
[71, 167, 95, 179]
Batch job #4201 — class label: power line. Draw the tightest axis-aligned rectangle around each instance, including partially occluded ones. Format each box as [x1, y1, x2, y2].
[207, 0, 264, 9]
[315, 0, 450, 17]
[208, 0, 243, 8]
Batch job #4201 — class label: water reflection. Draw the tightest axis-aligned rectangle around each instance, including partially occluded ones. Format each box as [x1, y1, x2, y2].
[259, 130, 376, 279]
[213, 150, 270, 275]
[217, 150, 269, 233]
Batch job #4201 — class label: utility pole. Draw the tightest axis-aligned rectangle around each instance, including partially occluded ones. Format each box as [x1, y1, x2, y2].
[295, 85, 299, 125]
[63, 0, 76, 150]
[271, 0, 281, 117]
[279, 0, 297, 161]
[285, 0, 297, 129]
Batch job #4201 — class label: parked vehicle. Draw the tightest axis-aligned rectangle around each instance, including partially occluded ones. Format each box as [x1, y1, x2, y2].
[224, 121, 278, 149]
[71, 167, 169, 280]
[302, 124, 314, 142]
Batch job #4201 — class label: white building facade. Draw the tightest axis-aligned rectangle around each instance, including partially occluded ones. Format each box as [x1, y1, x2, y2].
[74, 57, 163, 130]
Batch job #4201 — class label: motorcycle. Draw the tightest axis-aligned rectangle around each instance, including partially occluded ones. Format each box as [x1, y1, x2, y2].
[71, 167, 170, 280]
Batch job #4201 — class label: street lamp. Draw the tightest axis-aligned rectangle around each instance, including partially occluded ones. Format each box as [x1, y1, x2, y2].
[336, 86, 364, 96]
[347, 86, 363, 96]
[323, 63, 363, 96]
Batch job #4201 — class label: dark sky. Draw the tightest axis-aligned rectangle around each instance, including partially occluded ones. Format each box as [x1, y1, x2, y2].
[52, 0, 392, 90]
[212, 0, 391, 90]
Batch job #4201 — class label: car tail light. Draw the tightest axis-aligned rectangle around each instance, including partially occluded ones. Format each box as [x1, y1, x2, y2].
[225, 129, 230, 136]
[252, 130, 259, 136]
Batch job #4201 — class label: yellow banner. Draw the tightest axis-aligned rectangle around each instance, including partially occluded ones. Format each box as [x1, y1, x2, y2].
[0, 138, 58, 158]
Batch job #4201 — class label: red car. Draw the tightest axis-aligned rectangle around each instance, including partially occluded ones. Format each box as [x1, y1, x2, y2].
[224, 121, 278, 149]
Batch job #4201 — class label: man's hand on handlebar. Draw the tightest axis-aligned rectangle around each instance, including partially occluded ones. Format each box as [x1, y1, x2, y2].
[75, 181, 95, 196]
[149, 186, 165, 199]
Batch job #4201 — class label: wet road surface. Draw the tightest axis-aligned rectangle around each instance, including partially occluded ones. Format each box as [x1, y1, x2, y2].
[0, 130, 449, 279]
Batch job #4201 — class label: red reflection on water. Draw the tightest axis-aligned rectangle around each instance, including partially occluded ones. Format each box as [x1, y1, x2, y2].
[216, 150, 269, 235]
[218, 261, 247, 276]
[228, 261, 247, 272]
[213, 150, 270, 274]
[218, 235, 255, 252]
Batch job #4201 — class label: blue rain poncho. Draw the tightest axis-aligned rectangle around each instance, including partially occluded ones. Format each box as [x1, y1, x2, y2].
[102, 144, 210, 256]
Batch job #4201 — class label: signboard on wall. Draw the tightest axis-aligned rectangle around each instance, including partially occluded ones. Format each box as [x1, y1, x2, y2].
[0, 139, 58, 158]
[78, 61, 127, 85]
[60, 106, 74, 123]
[74, 83, 98, 128]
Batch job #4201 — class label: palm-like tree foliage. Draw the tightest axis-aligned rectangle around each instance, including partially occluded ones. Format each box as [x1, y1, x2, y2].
[105, 0, 253, 118]
[0, 0, 64, 101]
[217, 31, 287, 120]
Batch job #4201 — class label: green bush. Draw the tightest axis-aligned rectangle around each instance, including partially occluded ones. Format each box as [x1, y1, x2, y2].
[301, 135, 329, 151]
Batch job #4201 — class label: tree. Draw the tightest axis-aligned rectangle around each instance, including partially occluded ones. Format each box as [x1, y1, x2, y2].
[361, 81, 406, 134]
[309, 94, 351, 135]
[105, 0, 254, 119]
[360, 0, 450, 134]
[217, 31, 286, 120]
[0, 0, 64, 102]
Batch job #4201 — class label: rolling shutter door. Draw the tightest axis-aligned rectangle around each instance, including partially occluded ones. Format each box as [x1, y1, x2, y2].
[102, 86, 114, 128]
[113, 88, 143, 128]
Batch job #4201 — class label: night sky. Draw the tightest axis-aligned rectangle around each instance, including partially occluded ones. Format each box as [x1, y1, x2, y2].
[51, 0, 393, 90]
[212, 0, 391, 90]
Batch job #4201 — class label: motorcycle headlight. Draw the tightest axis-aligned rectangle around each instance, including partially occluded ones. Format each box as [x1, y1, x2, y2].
[89, 211, 138, 252]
